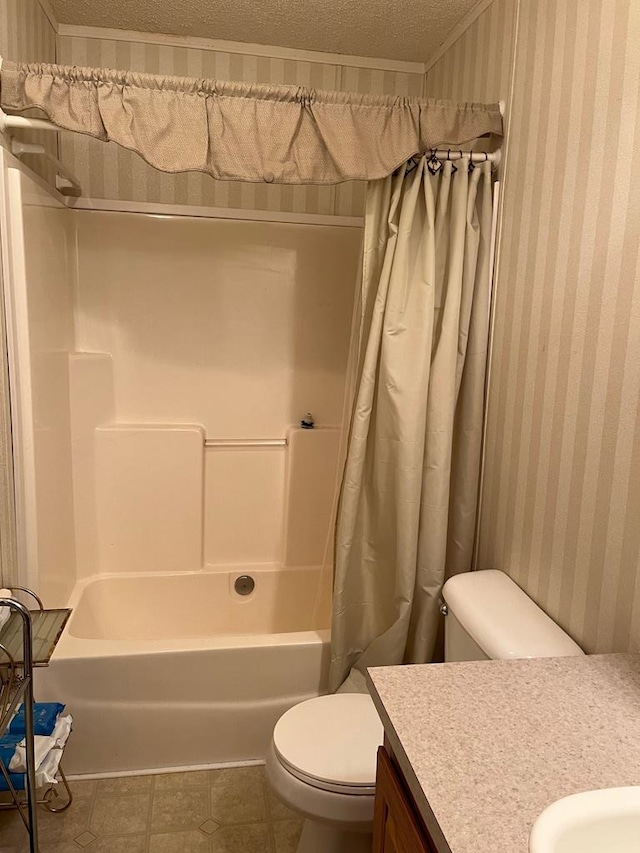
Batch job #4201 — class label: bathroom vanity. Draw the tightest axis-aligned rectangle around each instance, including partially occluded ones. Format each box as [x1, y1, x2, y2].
[368, 654, 640, 853]
[372, 740, 437, 852]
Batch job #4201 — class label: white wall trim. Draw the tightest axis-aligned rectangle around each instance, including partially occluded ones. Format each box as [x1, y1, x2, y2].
[36, 0, 59, 34]
[56, 24, 426, 75]
[68, 758, 265, 781]
[424, 0, 497, 73]
[68, 196, 364, 228]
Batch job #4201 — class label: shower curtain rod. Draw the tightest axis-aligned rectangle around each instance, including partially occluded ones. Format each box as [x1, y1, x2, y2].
[0, 105, 58, 134]
[432, 148, 500, 164]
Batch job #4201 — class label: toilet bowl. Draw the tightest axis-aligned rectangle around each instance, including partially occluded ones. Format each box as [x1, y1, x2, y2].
[265, 693, 383, 853]
[266, 570, 584, 852]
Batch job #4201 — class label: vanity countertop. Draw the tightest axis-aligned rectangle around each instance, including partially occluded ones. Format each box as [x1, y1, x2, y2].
[367, 653, 640, 853]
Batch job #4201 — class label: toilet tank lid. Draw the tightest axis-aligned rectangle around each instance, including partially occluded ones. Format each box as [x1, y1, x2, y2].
[442, 570, 584, 659]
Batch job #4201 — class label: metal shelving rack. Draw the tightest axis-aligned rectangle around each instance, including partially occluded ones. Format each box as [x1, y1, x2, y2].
[0, 590, 72, 852]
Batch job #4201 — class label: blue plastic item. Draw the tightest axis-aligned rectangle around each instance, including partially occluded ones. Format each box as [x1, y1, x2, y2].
[10, 702, 65, 737]
[0, 703, 65, 791]
[0, 732, 25, 791]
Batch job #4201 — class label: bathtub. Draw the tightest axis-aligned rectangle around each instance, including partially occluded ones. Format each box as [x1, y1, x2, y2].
[36, 567, 331, 775]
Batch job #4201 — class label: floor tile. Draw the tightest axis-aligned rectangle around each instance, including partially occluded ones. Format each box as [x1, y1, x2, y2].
[273, 819, 304, 853]
[150, 788, 210, 833]
[0, 808, 27, 845]
[95, 775, 154, 795]
[84, 837, 147, 853]
[73, 829, 97, 847]
[149, 829, 212, 853]
[40, 837, 146, 853]
[209, 823, 272, 853]
[210, 767, 266, 825]
[2, 765, 291, 853]
[154, 771, 209, 790]
[63, 778, 97, 800]
[199, 818, 220, 835]
[266, 789, 298, 822]
[90, 792, 150, 835]
[37, 795, 93, 842]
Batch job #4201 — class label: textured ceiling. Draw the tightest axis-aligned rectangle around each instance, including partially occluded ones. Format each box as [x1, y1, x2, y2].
[51, 0, 481, 63]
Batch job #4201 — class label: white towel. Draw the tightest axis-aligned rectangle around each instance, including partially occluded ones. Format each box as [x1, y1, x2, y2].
[0, 588, 13, 632]
[9, 714, 73, 779]
[34, 739, 66, 787]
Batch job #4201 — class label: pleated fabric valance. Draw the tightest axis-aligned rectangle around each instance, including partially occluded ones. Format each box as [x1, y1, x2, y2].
[0, 60, 503, 185]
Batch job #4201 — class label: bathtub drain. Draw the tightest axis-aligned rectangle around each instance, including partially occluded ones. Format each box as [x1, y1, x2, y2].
[234, 575, 255, 596]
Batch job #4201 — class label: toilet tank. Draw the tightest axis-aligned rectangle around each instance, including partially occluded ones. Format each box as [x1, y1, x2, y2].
[442, 570, 584, 662]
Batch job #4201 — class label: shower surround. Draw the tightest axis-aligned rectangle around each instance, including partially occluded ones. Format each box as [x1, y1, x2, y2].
[2, 153, 360, 773]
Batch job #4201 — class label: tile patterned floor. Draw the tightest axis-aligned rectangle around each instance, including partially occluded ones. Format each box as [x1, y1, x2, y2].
[0, 765, 303, 852]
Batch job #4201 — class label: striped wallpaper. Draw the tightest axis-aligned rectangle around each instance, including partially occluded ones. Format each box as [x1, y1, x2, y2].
[0, 0, 55, 64]
[0, 0, 58, 183]
[56, 34, 425, 217]
[439, 0, 640, 655]
[425, 0, 516, 103]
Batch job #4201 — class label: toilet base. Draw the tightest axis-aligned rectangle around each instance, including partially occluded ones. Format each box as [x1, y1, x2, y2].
[296, 819, 373, 853]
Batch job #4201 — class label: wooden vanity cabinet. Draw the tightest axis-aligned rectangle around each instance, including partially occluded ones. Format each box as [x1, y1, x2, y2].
[373, 744, 438, 853]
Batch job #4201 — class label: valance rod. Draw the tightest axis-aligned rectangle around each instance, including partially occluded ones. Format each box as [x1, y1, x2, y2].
[0, 57, 504, 185]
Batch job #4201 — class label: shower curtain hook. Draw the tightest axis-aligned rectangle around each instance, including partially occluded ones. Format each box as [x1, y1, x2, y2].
[405, 155, 419, 175]
[427, 149, 442, 175]
[448, 149, 458, 173]
[468, 148, 476, 173]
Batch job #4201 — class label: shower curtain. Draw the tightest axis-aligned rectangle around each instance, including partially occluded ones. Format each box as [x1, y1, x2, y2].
[329, 155, 494, 692]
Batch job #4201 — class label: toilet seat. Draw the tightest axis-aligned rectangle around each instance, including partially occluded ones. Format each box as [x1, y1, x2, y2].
[273, 694, 383, 797]
[277, 755, 377, 796]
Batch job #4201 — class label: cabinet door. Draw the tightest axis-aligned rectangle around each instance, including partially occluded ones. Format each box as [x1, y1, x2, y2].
[372, 746, 436, 853]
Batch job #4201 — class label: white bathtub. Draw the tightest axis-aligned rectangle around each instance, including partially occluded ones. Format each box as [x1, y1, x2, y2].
[36, 567, 331, 775]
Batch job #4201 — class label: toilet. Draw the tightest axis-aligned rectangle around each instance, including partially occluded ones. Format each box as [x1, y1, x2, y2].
[265, 570, 584, 853]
